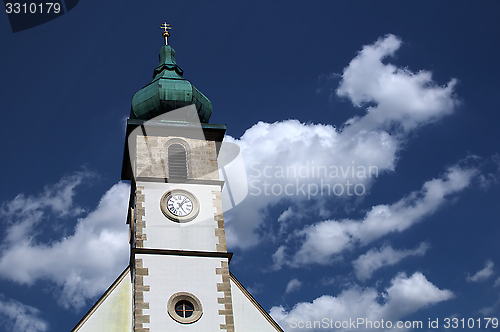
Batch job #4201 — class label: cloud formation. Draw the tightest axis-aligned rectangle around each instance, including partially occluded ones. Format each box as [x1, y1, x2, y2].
[223, 120, 398, 248]
[1, 171, 91, 244]
[337, 34, 457, 133]
[270, 272, 453, 332]
[0, 296, 48, 332]
[0, 175, 130, 310]
[285, 166, 475, 267]
[224, 34, 459, 249]
[467, 260, 495, 283]
[285, 278, 302, 294]
[352, 243, 429, 281]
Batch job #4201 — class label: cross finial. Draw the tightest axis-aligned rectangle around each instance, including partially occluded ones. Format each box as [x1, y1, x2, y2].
[159, 22, 172, 45]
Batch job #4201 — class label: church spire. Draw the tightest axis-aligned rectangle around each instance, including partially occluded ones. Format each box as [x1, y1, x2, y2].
[129, 23, 213, 123]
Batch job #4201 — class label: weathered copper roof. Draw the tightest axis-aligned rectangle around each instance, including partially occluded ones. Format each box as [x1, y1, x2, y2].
[130, 45, 212, 123]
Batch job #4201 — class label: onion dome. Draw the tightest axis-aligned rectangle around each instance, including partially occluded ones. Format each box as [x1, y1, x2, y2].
[130, 30, 212, 123]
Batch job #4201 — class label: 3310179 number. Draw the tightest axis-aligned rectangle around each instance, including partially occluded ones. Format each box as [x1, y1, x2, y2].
[443, 317, 498, 329]
[5, 3, 61, 14]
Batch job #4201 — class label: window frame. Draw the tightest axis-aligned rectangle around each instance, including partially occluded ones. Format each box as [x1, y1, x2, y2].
[167, 292, 203, 324]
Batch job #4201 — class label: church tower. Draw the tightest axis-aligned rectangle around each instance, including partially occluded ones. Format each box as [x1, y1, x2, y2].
[71, 23, 283, 332]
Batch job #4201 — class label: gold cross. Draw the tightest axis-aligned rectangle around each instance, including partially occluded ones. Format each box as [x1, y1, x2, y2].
[159, 22, 172, 45]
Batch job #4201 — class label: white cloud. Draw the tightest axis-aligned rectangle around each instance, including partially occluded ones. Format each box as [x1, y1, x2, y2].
[478, 295, 500, 316]
[479, 305, 497, 316]
[285, 278, 302, 294]
[353, 243, 429, 281]
[224, 35, 459, 249]
[278, 207, 295, 223]
[467, 260, 495, 283]
[270, 272, 453, 332]
[223, 120, 398, 248]
[0, 171, 92, 244]
[337, 34, 457, 133]
[289, 166, 475, 266]
[277, 207, 306, 235]
[0, 296, 48, 332]
[272, 245, 288, 271]
[0, 178, 130, 310]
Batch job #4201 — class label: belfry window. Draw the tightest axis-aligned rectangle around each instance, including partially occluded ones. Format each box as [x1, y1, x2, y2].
[168, 144, 188, 179]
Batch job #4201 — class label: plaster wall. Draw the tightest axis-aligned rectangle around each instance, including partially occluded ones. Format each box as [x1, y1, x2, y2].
[138, 181, 222, 251]
[140, 254, 227, 332]
[231, 278, 281, 332]
[75, 270, 132, 332]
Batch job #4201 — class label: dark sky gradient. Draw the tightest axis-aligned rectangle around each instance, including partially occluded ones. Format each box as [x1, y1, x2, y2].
[1, 1, 500, 331]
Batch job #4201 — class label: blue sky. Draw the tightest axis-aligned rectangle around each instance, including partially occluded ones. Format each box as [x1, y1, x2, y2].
[1, 1, 500, 331]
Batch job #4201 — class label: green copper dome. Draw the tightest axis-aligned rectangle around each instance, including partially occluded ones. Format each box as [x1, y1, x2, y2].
[130, 45, 212, 123]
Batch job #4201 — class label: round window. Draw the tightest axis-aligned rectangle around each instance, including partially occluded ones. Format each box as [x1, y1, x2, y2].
[175, 300, 194, 318]
[167, 292, 203, 324]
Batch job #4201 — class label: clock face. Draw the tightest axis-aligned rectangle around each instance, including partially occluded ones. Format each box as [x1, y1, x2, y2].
[160, 190, 199, 222]
[167, 194, 193, 217]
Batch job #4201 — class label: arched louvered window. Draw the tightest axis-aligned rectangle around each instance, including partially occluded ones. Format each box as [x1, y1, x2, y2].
[168, 144, 188, 179]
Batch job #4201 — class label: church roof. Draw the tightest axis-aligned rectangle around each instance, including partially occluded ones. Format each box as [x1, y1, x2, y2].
[129, 44, 213, 123]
